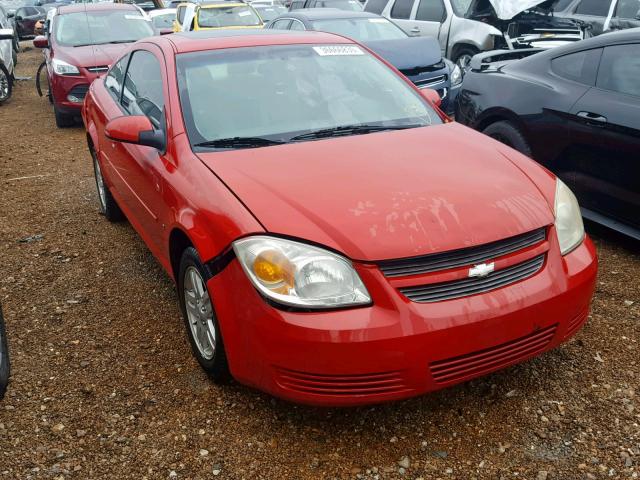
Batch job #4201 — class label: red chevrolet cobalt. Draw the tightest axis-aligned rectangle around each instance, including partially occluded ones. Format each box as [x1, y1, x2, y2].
[82, 30, 597, 407]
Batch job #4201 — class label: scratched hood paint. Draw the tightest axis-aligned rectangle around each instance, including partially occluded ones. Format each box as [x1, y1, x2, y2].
[198, 123, 555, 262]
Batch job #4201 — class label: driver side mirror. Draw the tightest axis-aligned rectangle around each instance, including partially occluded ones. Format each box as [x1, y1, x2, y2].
[105, 115, 166, 151]
[420, 88, 442, 108]
[15, 15, 22, 21]
[33, 35, 48, 48]
[0, 29, 13, 41]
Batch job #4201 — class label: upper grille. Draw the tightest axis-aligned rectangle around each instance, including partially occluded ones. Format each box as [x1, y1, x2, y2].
[429, 324, 557, 384]
[400, 254, 544, 303]
[275, 368, 411, 396]
[378, 228, 546, 277]
[414, 74, 447, 88]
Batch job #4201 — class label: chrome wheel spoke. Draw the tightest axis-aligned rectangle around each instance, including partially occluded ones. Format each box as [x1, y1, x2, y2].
[183, 266, 216, 361]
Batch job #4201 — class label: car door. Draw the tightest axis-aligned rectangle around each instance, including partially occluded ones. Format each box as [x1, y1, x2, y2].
[114, 47, 170, 252]
[567, 42, 640, 229]
[385, 0, 416, 34]
[407, 0, 446, 38]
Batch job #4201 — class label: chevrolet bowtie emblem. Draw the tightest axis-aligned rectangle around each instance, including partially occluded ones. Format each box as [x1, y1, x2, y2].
[469, 262, 495, 278]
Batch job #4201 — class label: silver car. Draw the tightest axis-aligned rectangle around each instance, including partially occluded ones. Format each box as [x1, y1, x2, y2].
[364, 0, 587, 67]
[555, 0, 640, 36]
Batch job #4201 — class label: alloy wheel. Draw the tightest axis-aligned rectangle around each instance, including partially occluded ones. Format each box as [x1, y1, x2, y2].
[183, 266, 216, 360]
[93, 154, 107, 212]
[0, 69, 9, 102]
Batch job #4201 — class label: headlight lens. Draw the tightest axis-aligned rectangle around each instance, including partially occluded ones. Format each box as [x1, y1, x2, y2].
[52, 58, 80, 75]
[233, 236, 371, 309]
[554, 179, 584, 255]
[450, 63, 463, 86]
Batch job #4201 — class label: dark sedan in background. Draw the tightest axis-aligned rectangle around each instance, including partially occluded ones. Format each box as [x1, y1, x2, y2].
[456, 28, 640, 239]
[10, 4, 44, 38]
[268, 9, 462, 113]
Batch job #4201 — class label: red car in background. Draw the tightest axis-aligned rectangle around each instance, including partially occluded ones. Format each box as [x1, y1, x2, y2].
[33, 3, 154, 127]
[82, 30, 597, 407]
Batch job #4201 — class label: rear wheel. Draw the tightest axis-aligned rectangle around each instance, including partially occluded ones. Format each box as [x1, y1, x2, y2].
[91, 146, 124, 222]
[178, 247, 230, 383]
[54, 105, 75, 128]
[482, 121, 533, 157]
[0, 64, 12, 105]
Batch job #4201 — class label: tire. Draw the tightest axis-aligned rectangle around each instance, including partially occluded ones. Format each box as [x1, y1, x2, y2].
[0, 64, 12, 105]
[54, 105, 75, 128]
[0, 307, 10, 399]
[453, 46, 479, 70]
[178, 247, 231, 383]
[90, 146, 124, 222]
[482, 121, 533, 158]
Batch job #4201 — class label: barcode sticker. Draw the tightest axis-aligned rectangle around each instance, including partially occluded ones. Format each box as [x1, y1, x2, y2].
[312, 45, 364, 56]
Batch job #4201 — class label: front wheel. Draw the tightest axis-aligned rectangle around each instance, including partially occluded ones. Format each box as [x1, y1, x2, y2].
[0, 64, 12, 105]
[178, 247, 230, 383]
[91, 146, 124, 222]
[482, 121, 533, 158]
[453, 47, 479, 70]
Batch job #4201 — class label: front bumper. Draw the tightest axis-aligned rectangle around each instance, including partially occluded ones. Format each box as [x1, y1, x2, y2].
[208, 229, 597, 407]
[50, 70, 98, 113]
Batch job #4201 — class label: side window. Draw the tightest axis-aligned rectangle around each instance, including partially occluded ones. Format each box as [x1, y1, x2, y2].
[121, 50, 165, 128]
[390, 0, 414, 19]
[15, 7, 25, 17]
[290, 0, 305, 10]
[615, 0, 640, 18]
[177, 5, 186, 23]
[270, 18, 291, 28]
[289, 19, 305, 30]
[104, 54, 129, 101]
[415, 0, 445, 21]
[575, 0, 612, 16]
[364, 0, 389, 14]
[551, 48, 601, 85]
[596, 44, 640, 97]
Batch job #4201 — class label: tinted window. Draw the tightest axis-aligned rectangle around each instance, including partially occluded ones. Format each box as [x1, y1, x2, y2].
[575, 0, 612, 16]
[290, 0, 305, 9]
[22, 6, 40, 15]
[122, 50, 165, 128]
[269, 18, 291, 28]
[615, 0, 640, 18]
[390, 0, 413, 19]
[551, 48, 600, 85]
[364, 0, 389, 14]
[597, 44, 640, 97]
[415, 0, 444, 21]
[105, 54, 129, 101]
[289, 18, 305, 29]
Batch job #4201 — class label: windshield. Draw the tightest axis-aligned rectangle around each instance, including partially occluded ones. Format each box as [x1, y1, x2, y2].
[320, 0, 363, 11]
[197, 5, 262, 28]
[151, 12, 174, 27]
[54, 10, 154, 46]
[253, 4, 286, 21]
[177, 44, 440, 149]
[311, 17, 407, 41]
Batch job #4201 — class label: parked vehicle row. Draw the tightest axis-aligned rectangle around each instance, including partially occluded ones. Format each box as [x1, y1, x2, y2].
[555, 0, 640, 35]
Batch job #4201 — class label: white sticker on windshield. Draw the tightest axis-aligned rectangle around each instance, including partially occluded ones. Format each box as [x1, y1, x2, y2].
[312, 45, 364, 56]
[368, 18, 387, 23]
[238, 10, 251, 16]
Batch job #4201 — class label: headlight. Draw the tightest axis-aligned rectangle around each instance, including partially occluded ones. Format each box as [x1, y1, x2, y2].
[450, 63, 463, 86]
[554, 179, 584, 255]
[233, 236, 371, 309]
[52, 58, 80, 75]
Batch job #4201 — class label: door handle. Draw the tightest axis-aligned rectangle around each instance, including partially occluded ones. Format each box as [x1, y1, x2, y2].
[410, 27, 420, 33]
[577, 111, 608, 124]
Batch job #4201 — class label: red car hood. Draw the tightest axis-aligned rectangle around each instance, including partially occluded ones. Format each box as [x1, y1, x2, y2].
[198, 123, 555, 262]
[57, 43, 130, 68]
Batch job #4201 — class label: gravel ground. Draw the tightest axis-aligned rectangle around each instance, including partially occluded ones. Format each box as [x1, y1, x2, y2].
[0, 45, 639, 480]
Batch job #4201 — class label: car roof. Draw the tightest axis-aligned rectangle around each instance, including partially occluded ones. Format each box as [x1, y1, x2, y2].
[284, 7, 379, 20]
[57, 3, 139, 15]
[165, 28, 353, 52]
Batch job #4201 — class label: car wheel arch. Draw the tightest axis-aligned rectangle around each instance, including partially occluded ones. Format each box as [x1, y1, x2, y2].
[475, 108, 529, 137]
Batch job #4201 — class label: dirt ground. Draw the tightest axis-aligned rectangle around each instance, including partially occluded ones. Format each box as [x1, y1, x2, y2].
[0, 45, 638, 480]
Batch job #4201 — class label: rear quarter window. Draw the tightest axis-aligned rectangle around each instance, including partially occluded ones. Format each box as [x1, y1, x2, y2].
[550, 48, 601, 85]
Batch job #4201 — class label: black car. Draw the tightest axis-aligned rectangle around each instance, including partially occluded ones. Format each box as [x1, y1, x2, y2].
[10, 5, 44, 38]
[267, 9, 462, 114]
[456, 28, 640, 239]
[0, 305, 9, 399]
[289, 0, 362, 12]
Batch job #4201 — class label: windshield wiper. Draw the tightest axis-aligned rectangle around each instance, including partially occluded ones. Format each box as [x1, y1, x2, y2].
[194, 136, 286, 150]
[288, 124, 425, 142]
[73, 40, 138, 47]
